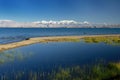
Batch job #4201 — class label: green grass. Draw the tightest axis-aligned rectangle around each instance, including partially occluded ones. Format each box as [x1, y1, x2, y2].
[1, 62, 120, 80]
[83, 36, 120, 45]
[0, 50, 33, 64]
[50, 63, 120, 80]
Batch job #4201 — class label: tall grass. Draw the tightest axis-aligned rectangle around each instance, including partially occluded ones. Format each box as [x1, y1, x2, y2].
[83, 36, 120, 45]
[0, 62, 120, 80]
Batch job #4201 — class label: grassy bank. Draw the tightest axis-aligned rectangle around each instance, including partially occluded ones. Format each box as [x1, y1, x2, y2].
[83, 36, 120, 45]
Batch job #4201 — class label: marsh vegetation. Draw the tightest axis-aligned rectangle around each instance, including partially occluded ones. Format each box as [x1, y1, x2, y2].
[83, 36, 120, 45]
[0, 50, 33, 64]
[0, 62, 120, 80]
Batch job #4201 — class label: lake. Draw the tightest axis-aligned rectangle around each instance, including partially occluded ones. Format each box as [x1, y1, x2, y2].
[0, 28, 120, 44]
[0, 40, 120, 79]
[0, 28, 120, 80]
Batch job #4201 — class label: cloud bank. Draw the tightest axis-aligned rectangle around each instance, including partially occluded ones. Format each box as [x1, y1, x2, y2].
[0, 20, 119, 28]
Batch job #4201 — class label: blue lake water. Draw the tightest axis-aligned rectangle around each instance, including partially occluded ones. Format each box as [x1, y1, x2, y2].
[0, 28, 120, 79]
[0, 28, 120, 44]
[0, 41, 120, 79]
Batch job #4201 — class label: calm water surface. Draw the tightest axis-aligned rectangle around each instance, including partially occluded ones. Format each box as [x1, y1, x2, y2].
[0, 41, 120, 79]
[0, 28, 120, 44]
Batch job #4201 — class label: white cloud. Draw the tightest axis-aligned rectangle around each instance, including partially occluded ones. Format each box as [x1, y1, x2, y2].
[0, 20, 14, 22]
[0, 19, 119, 28]
[83, 21, 89, 24]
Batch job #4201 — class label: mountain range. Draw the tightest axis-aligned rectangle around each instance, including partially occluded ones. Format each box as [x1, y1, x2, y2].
[0, 20, 119, 28]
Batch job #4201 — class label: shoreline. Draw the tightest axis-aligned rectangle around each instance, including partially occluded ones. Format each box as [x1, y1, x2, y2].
[0, 34, 120, 52]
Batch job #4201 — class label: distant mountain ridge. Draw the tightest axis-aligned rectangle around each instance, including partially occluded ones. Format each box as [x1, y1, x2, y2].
[0, 20, 119, 28]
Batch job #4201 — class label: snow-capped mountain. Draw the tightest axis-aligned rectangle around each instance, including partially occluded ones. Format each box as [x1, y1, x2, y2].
[0, 20, 119, 28]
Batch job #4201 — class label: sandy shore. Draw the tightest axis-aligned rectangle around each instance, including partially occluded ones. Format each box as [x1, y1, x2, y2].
[0, 34, 120, 52]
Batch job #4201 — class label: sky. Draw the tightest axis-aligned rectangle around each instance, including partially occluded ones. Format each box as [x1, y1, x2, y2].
[0, 0, 120, 24]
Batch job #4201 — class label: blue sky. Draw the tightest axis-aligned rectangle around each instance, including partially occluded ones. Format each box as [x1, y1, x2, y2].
[0, 0, 120, 23]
